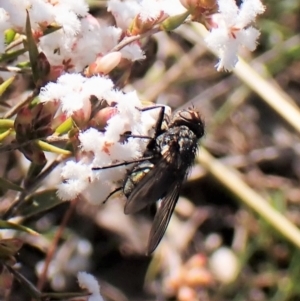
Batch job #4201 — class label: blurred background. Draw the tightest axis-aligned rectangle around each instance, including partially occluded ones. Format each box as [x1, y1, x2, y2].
[2, 0, 300, 300]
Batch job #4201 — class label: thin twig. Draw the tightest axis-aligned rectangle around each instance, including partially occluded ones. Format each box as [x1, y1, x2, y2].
[111, 26, 161, 52]
[189, 144, 294, 181]
[143, 43, 207, 102]
[198, 148, 300, 249]
[25, 153, 70, 193]
[36, 197, 77, 291]
[2, 89, 39, 119]
[0, 135, 69, 153]
[3, 153, 70, 219]
[5, 36, 26, 52]
[0, 141, 30, 153]
[45, 134, 69, 143]
[0, 66, 31, 74]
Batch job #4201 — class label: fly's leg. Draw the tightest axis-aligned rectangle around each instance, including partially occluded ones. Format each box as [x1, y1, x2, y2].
[138, 105, 166, 137]
[103, 186, 123, 203]
[93, 105, 165, 170]
[92, 155, 154, 170]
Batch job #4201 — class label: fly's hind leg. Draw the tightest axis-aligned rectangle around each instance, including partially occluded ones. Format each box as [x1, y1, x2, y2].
[103, 186, 123, 204]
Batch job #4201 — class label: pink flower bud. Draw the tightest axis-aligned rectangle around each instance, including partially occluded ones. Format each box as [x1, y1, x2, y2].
[91, 106, 118, 130]
[71, 100, 92, 128]
[85, 52, 122, 76]
[129, 11, 168, 35]
[180, 0, 216, 10]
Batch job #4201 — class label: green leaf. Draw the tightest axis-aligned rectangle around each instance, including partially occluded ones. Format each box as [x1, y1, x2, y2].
[24, 160, 47, 188]
[16, 61, 31, 68]
[4, 29, 16, 45]
[0, 177, 23, 192]
[0, 129, 13, 142]
[35, 140, 72, 155]
[54, 117, 73, 135]
[0, 48, 27, 63]
[0, 220, 38, 235]
[0, 76, 15, 97]
[25, 10, 39, 84]
[16, 189, 62, 218]
[0, 119, 14, 129]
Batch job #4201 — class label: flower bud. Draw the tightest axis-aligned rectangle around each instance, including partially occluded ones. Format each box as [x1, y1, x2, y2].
[160, 11, 190, 31]
[47, 65, 65, 81]
[177, 286, 197, 301]
[129, 11, 168, 35]
[180, 0, 216, 10]
[91, 107, 118, 129]
[71, 100, 92, 128]
[85, 52, 122, 76]
[184, 267, 213, 287]
[185, 253, 207, 269]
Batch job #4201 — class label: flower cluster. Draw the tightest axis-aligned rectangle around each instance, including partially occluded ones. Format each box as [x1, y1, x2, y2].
[0, 0, 265, 203]
[205, 0, 265, 71]
[0, 0, 145, 73]
[0, 0, 265, 74]
[0, 0, 267, 297]
[39, 72, 167, 203]
[108, 0, 186, 33]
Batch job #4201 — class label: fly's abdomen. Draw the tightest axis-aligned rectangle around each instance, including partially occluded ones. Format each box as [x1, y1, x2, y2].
[123, 161, 154, 198]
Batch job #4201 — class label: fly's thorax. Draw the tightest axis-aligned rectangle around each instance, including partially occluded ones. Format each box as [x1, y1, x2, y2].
[177, 127, 198, 154]
[123, 161, 154, 197]
[157, 125, 199, 169]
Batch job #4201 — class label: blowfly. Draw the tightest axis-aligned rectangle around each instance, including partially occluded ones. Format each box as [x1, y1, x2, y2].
[93, 106, 205, 254]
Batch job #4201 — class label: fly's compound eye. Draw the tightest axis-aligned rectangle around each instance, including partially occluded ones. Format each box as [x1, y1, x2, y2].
[169, 109, 204, 139]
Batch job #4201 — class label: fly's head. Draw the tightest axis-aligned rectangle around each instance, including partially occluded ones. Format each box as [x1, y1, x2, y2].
[169, 108, 204, 139]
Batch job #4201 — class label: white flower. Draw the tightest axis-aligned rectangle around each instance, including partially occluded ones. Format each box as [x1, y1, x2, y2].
[2, 0, 146, 71]
[107, 0, 140, 30]
[57, 0, 89, 17]
[138, 0, 165, 22]
[160, 0, 186, 16]
[56, 101, 162, 202]
[53, 5, 82, 37]
[1, 0, 87, 34]
[57, 161, 92, 201]
[42, 73, 168, 203]
[0, 8, 11, 53]
[77, 272, 104, 301]
[92, 26, 122, 57]
[120, 43, 146, 62]
[107, 0, 186, 31]
[40, 73, 114, 116]
[1, 0, 51, 31]
[205, 0, 265, 71]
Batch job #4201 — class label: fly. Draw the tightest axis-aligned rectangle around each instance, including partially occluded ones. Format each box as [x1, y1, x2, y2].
[93, 106, 205, 254]
[124, 108, 204, 254]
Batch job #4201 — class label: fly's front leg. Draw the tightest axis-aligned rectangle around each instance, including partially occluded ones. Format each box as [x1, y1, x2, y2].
[138, 105, 166, 137]
[92, 155, 154, 170]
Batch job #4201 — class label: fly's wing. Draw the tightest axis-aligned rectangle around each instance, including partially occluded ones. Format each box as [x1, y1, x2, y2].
[147, 181, 182, 254]
[124, 159, 177, 214]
